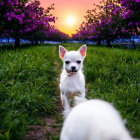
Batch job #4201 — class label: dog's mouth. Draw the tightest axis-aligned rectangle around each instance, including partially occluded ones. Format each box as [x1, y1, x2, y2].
[66, 69, 77, 76]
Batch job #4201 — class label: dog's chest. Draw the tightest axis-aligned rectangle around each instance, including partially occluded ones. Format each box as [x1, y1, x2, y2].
[60, 71, 85, 95]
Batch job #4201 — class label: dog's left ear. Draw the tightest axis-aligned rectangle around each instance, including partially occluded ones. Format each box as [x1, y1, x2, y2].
[79, 45, 87, 58]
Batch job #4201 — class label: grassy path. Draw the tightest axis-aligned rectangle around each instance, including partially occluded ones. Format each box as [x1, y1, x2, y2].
[24, 46, 63, 140]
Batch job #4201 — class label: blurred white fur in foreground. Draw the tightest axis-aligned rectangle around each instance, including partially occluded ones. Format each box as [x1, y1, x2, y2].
[60, 99, 134, 140]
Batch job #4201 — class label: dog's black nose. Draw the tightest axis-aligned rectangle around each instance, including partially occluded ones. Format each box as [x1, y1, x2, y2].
[71, 66, 76, 71]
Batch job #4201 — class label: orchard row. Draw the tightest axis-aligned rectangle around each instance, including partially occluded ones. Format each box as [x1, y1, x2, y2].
[0, 0, 69, 47]
[72, 0, 140, 47]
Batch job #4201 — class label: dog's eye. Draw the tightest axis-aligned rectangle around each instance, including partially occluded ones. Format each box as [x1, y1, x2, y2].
[77, 60, 81, 64]
[65, 61, 70, 64]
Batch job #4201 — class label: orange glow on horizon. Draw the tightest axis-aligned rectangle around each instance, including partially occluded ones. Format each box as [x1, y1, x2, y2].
[40, 0, 99, 36]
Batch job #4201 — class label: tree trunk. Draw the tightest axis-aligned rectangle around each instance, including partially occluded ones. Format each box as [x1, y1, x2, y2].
[97, 39, 101, 46]
[107, 40, 111, 47]
[15, 37, 20, 48]
[31, 41, 34, 45]
[8, 38, 10, 43]
[35, 40, 38, 45]
[133, 40, 136, 49]
[132, 36, 136, 49]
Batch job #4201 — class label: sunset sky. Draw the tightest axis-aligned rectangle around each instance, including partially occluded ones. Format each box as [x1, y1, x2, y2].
[40, 0, 99, 36]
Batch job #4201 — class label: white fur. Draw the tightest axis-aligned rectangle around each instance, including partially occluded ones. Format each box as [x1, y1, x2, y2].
[59, 45, 87, 118]
[60, 99, 133, 140]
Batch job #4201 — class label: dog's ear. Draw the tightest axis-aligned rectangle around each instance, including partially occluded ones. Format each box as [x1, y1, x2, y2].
[79, 45, 87, 58]
[59, 46, 67, 59]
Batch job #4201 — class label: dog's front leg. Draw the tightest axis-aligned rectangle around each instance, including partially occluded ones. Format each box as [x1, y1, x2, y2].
[80, 91, 86, 98]
[60, 92, 64, 106]
[61, 91, 70, 109]
[61, 92, 71, 119]
[62, 93, 70, 110]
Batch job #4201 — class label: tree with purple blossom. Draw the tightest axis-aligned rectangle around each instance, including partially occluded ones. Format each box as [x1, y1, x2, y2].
[73, 0, 139, 47]
[121, 0, 140, 48]
[0, 0, 55, 47]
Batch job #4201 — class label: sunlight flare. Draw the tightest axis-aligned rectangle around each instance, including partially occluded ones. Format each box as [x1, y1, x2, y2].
[66, 16, 75, 26]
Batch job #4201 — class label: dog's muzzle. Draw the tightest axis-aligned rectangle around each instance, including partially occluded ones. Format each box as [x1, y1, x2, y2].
[66, 69, 77, 77]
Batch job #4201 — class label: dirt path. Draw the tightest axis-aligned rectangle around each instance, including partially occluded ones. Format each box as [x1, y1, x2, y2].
[24, 47, 63, 140]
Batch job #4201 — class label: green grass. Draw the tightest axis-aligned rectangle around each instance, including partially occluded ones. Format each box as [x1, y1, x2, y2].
[0, 45, 57, 140]
[85, 46, 140, 137]
[0, 44, 140, 140]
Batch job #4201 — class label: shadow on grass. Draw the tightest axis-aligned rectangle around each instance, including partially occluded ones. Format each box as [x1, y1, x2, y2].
[0, 43, 59, 50]
[0, 43, 140, 51]
[0, 44, 32, 50]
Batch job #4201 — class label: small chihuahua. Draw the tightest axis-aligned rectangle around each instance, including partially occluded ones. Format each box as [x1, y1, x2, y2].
[59, 45, 87, 118]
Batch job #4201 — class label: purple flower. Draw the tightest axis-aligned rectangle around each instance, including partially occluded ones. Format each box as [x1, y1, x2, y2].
[19, 29, 23, 33]
[7, 17, 11, 21]
[20, 2, 22, 6]
[121, 0, 125, 6]
[8, 0, 11, 3]
[11, 12, 15, 17]
[8, 0, 13, 6]
[123, 10, 132, 19]
[88, 36, 93, 39]
[18, 17, 23, 24]
[18, 9, 21, 12]
[128, 21, 132, 26]
[109, 5, 113, 8]
[1, 2, 4, 6]
[113, 10, 117, 15]
[14, 9, 17, 12]
[21, 13, 25, 18]
[13, 0, 18, 5]
[135, 22, 139, 26]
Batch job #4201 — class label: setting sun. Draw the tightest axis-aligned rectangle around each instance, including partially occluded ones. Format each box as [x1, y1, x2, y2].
[66, 16, 75, 26]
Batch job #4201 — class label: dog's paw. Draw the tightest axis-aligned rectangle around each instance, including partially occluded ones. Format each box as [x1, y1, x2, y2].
[74, 96, 87, 105]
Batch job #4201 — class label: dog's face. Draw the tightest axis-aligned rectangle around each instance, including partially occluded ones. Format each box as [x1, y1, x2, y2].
[59, 45, 87, 74]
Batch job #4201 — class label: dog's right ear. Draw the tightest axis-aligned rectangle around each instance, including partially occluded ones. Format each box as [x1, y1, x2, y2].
[59, 46, 67, 59]
[79, 44, 87, 58]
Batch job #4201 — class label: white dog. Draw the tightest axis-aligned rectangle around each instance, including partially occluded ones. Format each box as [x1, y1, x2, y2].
[59, 45, 87, 118]
[60, 99, 134, 140]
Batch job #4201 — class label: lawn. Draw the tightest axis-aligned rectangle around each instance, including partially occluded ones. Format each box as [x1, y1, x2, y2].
[0, 44, 140, 140]
[85, 46, 140, 137]
[0, 45, 58, 140]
